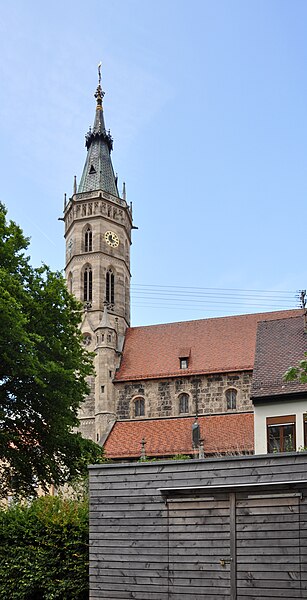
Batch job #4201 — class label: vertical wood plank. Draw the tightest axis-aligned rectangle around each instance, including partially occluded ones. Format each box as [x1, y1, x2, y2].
[230, 492, 237, 600]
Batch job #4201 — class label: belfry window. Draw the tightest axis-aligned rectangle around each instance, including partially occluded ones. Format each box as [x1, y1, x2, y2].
[179, 393, 189, 414]
[68, 272, 73, 294]
[85, 227, 92, 252]
[134, 397, 145, 417]
[226, 388, 237, 410]
[84, 266, 92, 302]
[106, 269, 115, 305]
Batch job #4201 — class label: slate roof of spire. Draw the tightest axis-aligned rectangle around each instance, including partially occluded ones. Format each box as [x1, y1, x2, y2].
[115, 309, 303, 382]
[78, 80, 119, 197]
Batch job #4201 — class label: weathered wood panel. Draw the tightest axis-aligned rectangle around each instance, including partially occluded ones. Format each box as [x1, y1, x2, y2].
[89, 453, 307, 599]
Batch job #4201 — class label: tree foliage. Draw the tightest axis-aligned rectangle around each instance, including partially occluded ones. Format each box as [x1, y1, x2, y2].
[0, 495, 89, 599]
[284, 355, 307, 383]
[0, 203, 103, 498]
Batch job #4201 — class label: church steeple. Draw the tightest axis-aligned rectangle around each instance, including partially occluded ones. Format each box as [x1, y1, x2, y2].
[64, 65, 133, 445]
[78, 64, 119, 197]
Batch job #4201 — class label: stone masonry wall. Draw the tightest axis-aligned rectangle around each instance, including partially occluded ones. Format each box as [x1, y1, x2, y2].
[115, 371, 252, 420]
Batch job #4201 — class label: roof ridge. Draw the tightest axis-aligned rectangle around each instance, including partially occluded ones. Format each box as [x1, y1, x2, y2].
[257, 313, 303, 325]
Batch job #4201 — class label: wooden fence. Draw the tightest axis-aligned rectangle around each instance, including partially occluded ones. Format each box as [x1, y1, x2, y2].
[89, 452, 307, 599]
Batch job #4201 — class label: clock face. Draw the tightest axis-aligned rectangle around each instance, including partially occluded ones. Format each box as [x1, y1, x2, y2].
[105, 230, 119, 248]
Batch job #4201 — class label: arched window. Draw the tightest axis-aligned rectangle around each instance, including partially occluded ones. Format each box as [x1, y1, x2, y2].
[106, 268, 115, 305]
[68, 272, 73, 294]
[83, 266, 92, 302]
[84, 226, 92, 252]
[179, 393, 189, 414]
[226, 388, 237, 410]
[134, 397, 145, 417]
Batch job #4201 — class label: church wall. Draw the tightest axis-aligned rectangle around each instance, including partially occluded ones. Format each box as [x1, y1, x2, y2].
[115, 370, 253, 420]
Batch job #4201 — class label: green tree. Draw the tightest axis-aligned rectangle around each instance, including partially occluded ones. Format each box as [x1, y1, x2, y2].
[284, 357, 307, 383]
[0, 203, 103, 499]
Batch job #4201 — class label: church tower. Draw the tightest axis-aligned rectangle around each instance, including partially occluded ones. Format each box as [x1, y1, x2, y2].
[63, 67, 133, 443]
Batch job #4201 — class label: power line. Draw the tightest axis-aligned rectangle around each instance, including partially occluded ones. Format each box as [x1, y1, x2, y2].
[130, 283, 302, 314]
[131, 283, 297, 295]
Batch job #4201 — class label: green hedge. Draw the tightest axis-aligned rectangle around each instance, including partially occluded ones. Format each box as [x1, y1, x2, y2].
[0, 495, 89, 600]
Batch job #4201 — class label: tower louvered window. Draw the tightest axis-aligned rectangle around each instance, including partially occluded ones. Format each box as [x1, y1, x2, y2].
[106, 269, 114, 305]
[85, 227, 92, 252]
[68, 272, 73, 294]
[84, 267, 92, 302]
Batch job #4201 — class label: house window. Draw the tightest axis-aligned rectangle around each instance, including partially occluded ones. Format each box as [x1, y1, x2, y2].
[106, 269, 115, 305]
[304, 414, 307, 448]
[267, 415, 296, 453]
[134, 397, 145, 417]
[83, 267, 92, 302]
[180, 358, 188, 369]
[85, 226, 92, 252]
[226, 388, 237, 410]
[179, 393, 189, 414]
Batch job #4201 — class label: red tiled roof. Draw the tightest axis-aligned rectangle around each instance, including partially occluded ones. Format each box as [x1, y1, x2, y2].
[104, 412, 254, 459]
[115, 310, 302, 382]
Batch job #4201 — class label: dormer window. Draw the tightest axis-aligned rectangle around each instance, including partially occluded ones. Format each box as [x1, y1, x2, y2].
[89, 164, 96, 174]
[179, 347, 190, 370]
[180, 358, 188, 369]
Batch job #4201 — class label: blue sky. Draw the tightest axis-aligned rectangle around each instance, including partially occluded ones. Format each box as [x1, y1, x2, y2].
[0, 0, 306, 325]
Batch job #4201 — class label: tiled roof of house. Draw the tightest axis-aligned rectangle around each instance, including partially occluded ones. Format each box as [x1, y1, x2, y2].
[251, 314, 307, 399]
[104, 412, 254, 459]
[115, 310, 302, 382]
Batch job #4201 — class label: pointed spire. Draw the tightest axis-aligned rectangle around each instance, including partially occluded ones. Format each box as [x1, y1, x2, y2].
[73, 175, 77, 194]
[122, 182, 126, 201]
[96, 303, 115, 331]
[78, 64, 118, 197]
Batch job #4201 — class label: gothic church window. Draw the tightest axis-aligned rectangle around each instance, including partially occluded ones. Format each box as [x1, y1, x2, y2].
[82, 333, 91, 346]
[68, 272, 73, 294]
[134, 397, 145, 417]
[179, 393, 189, 414]
[83, 266, 92, 302]
[106, 269, 115, 305]
[85, 226, 92, 252]
[226, 388, 237, 410]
